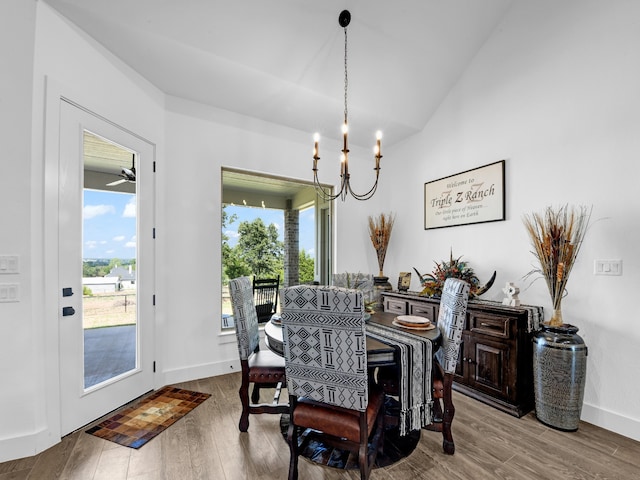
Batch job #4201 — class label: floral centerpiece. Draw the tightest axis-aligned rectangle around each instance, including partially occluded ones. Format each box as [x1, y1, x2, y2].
[414, 250, 496, 298]
[523, 204, 591, 326]
[368, 212, 395, 277]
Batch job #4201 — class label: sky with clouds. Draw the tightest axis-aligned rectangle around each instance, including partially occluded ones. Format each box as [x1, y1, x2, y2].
[83, 190, 315, 260]
[83, 189, 137, 259]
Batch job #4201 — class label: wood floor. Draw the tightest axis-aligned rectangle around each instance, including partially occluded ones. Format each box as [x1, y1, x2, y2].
[2, 372, 639, 480]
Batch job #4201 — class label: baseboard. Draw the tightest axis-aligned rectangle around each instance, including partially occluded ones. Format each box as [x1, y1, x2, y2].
[0, 427, 58, 463]
[582, 402, 640, 442]
[162, 358, 241, 386]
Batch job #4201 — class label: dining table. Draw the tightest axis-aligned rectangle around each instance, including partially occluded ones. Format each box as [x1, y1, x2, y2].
[264, 310, 442, 437]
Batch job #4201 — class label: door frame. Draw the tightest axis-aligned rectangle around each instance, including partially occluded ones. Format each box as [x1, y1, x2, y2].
[43, 78, 157, 438]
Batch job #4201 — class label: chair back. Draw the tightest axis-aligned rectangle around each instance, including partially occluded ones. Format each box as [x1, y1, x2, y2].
[332, 272, 374, 304]
[253, 275, 280, 321]
[229, 276, 260, 360]
[435, 278, 471, 374]
[281, 285, 368, 411]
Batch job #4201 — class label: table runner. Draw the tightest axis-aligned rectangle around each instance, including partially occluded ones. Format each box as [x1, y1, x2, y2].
[366, 323, 432, 436]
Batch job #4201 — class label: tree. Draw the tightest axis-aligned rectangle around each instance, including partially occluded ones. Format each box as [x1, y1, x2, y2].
[224, 249, 251, 280]
[299, 249, 315, 283]
[221, 206, 241, 282]
[108, 258, 123, 270]
[236, 218, 283, 278]
[83, 260, 110, 277]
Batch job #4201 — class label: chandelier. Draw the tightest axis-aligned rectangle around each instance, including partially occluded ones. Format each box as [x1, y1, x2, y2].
[312, 10, 383, 201]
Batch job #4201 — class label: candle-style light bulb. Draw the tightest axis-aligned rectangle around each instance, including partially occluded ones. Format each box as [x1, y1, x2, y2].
[341, 122, 349, 156]
[313, 133, 320, 157]
[376, 131, 382, 157]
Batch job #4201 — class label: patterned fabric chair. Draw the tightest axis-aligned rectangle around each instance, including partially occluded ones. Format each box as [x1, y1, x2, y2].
[229, 276, 288, 432]
[281, 285, 385, 480]
[425, 277, 470, 454]
[332, 272, 375, 305]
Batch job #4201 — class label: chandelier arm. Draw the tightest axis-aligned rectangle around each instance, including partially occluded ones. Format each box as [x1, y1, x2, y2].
[345, 170, 381, 200]
[314, 164, 381, 201]
[313, 168, 348, 201]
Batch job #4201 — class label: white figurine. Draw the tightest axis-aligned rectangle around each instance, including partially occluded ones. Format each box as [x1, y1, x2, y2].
[502, 282, 521, 307]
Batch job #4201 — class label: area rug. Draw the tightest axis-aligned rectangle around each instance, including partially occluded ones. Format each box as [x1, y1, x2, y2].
[280, 397, 420, 470]
[86, 386, 211, 448]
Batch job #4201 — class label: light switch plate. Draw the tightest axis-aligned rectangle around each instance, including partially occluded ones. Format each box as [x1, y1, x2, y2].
[594, 259, 622, 276]
[0, 255, 19, 274]
[0, 283, 19, 302]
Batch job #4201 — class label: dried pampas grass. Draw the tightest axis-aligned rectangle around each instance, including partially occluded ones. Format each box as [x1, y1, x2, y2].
[523, 205, 591, 326]
[368, 212, 396, 277]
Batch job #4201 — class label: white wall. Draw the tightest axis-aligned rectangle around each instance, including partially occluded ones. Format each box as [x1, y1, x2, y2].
[377, 0, 640, 440]
[0, 0, 37, 461]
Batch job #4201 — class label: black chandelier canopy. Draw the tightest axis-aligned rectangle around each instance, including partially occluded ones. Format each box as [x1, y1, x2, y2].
[312, 10, 383, 202]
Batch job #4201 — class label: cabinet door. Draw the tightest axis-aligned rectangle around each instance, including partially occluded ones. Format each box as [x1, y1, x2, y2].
[468, 335, 512, 400]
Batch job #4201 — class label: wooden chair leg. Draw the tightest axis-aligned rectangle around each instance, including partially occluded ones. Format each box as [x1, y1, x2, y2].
[251, 384, 260, 404]
[441, 374, 455, 454]
[432, 396, 444, 423]
[287, 419, 299, 480]
[358, 431, 368, 480]
[239, 364, 251, 432]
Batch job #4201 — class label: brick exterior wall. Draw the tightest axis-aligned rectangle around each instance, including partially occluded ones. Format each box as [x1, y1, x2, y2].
[283, 201, 299, 288]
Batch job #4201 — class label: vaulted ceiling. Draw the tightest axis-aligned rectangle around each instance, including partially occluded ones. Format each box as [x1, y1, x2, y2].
[43, 0, 512, 148]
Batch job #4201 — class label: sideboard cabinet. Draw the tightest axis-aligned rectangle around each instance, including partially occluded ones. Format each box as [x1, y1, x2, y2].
[382, 291, 543, 417]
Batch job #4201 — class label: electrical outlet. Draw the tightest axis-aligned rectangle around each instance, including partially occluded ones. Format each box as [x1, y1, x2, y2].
[594, 260, 622, 276]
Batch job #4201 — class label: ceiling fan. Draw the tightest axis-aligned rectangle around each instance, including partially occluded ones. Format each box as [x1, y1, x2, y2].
[106, 154, 136, 186]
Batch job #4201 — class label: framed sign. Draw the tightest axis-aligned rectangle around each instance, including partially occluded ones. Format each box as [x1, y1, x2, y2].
[424, 160, 505, 230]
[397, 272, 411, 292]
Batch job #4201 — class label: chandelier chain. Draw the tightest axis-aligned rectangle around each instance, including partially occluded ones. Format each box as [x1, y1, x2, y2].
[344, 26, 348, 123]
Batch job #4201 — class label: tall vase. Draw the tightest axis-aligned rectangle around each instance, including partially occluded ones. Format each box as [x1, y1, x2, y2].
[532, 323, 588, 431]
[373, 275, 392, 310]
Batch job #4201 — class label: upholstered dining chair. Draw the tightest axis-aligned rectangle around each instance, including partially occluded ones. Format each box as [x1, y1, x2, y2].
[229, 276, 288, 432]
[425, 277, 470, 454]
[281, 285, 385, 480]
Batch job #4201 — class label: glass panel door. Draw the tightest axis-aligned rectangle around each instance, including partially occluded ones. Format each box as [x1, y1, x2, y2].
[58, 100, 154, 436]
